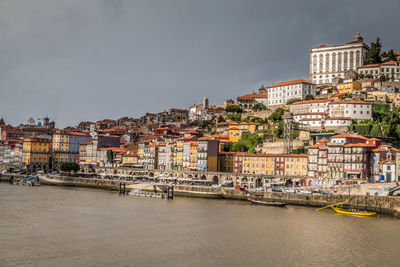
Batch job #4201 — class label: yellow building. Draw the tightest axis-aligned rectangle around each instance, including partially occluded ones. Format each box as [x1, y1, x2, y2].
[242, 153, 275, 175]
[23, 137, 51, 170]
[284, 154, 308, 177]
[228, 122, 257, 142]
[175, 138, 184, 171]
[122, 150, 138, 166]
[52, 130, 70, 168]
[137, 142, 147, 167]
[336, 81, 361, 94]
[241, 153, 307, 177]
[189, 141, 198, 170]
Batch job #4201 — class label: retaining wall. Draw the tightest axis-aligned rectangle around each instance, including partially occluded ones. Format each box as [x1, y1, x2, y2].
[2, 174, 399, 217]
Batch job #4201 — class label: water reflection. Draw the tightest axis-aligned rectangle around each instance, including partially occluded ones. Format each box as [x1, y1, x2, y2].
[0, 184, 398, 266]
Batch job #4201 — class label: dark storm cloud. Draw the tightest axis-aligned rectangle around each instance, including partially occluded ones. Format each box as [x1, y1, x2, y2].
[0, 0, 399, 127]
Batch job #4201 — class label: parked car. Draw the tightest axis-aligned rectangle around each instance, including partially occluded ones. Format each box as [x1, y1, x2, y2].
[272, 187, 283, 192]
[255, 187, 265, 191]
[320, 190, 331, 195]
[211, 184, 222, 188]
[299, 189, 312, 194]
[284, 188, 296, 193]
[311, 189, 320, 194]
[235, 185, 243, 190]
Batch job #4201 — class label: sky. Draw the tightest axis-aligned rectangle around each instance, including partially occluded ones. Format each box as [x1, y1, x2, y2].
[1, 0, 399, 127]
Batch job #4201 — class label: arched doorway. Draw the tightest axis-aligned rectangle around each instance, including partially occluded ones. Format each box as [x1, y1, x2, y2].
[286, 179, 293, 186]
[149, 172, 154, 177]
[255, 178, 262, 188]
[212, 175, 219, 185]
[201, 175, 206, 180]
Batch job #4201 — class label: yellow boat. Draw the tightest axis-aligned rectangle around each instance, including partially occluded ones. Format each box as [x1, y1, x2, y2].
[331, 207, 376, 216]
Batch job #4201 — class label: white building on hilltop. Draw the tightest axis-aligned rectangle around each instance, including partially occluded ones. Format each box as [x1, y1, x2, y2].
[267, 79, 316, 106]
[309, 33, 369, 85]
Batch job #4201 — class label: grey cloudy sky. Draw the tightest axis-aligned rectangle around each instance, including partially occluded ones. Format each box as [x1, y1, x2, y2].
[1, 0, 399, 127]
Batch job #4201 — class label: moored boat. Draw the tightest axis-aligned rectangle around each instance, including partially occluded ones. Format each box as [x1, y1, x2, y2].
[331, 207, 376, 216]
[247, 198, 287, 207]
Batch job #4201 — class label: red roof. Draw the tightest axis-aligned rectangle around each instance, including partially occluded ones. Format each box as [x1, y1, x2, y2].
[98, 134, 120, 138]
[217, 122, 230, 126]
[268, 79, 313, 88]
[300, 118, 322, 121]
[69, 131, 90, 136]
[294, 112, 327, 116]
[344, 143, 371, 148]
[382, 61, 398, 65]
[313, 44, 328, 49]
[291, 99, 330, 105]
[354, 134, 368, 140]
[326, 117, 352, 120]
[330, 101, 369, 105]
[332, 133, 355, 138]
[360, 61, 399, 68]
[237, 92, 268, 100]
[360, 63, 381, 68]
[372, 148, 386, 152]
[81, 140, 93, 145]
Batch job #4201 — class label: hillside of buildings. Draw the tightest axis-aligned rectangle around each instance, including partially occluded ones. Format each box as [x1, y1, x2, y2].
[1, 33, 400, 184]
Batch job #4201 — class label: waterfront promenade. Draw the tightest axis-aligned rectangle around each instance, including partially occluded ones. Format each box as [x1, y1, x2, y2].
[2, 173, 399, 217]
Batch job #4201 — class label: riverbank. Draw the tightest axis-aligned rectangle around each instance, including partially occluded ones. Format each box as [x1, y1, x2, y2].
[1, 174, 399, 217]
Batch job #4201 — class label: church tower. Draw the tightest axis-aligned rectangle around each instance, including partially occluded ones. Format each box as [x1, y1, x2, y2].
[203, 96, 209, 109]
[353, 32, 363, 43]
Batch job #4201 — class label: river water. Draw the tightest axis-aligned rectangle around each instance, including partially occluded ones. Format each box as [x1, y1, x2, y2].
[0, 184, 399, 267]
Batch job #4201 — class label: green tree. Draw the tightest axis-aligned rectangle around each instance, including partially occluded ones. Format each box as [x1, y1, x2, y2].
[382, 49, 397, 62]
[268, 107, 286, 122]
[292, 147, 308, 154]
[358, 73, 365, 79]
[274, 121, 284, 139]
[366, 37, 382, 64]
[370, 124, 383, 137]
[217, 115, 226, 123]
[253, 103, 267, 111]
[231, 131, 263, 153]
[222, 142, 232, 152]
[286, 98, 301, 105]
[227, 114, 242, 122]
[225, 105, 243, 113]
[60, 162, 80, 173]
[305, 94, 315, 100]
[232, 141, 247, 152]
[339, 93, 352, 100]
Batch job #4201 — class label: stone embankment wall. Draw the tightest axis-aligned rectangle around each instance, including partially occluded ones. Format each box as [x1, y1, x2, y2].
[0, 174, 128, 191]
[2, 174, 399, 217]
[39, 176, 130, 190]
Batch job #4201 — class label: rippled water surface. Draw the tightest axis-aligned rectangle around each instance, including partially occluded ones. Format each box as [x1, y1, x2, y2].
[0, 183, 399, 266]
